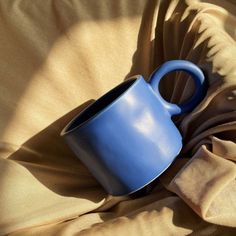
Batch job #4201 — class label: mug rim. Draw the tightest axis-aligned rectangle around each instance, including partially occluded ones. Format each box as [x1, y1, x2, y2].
[61, 75, 143, 136]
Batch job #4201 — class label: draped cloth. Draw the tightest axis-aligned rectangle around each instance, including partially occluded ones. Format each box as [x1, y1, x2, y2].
[0, 0, 235, 235]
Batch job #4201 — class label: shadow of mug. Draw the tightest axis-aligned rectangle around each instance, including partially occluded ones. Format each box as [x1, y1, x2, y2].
[8, 99, 107, 202]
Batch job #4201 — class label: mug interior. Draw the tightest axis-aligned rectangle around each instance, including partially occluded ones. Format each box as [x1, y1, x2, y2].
[63, 77, 137, 134]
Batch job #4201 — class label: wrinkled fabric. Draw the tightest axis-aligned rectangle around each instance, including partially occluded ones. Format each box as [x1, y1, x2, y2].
[0, 0, 235, 235]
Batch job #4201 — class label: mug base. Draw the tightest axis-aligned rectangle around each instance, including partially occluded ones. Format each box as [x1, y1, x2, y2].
[112, 147, 181, 197]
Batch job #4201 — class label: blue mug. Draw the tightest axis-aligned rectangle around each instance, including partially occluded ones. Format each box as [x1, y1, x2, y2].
[61, 60, 205, 196]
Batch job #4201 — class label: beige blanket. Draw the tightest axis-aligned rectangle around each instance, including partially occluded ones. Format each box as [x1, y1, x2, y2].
[0, 0, 235, 235]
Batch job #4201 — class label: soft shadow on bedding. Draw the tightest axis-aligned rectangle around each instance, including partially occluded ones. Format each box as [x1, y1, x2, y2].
[124, 0, 198, 101]
[7, 100, 106, 202]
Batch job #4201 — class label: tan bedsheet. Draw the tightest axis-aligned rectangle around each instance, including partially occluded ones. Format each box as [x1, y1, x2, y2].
[0, 0, 235, 235]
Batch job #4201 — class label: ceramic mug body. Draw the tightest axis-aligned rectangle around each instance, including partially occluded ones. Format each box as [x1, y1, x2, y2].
[61, 60, 205, 196]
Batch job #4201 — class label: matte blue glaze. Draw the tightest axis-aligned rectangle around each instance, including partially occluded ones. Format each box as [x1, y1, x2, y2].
[61, 60, 205, 196]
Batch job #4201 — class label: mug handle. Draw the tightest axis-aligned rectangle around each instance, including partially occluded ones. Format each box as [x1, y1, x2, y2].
[148, 60, 206, 116]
